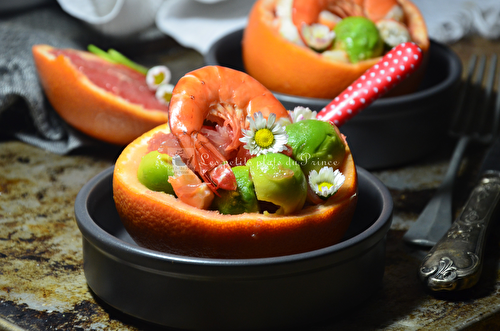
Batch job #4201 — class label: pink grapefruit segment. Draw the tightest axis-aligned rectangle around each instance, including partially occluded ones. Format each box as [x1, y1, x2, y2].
[32, 44, 169, 145]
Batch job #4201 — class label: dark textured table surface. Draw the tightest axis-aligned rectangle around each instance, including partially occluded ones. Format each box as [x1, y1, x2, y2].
[2, 3, 500, 330]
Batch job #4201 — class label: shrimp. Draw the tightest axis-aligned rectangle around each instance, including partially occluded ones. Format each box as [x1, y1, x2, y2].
[168, 66, 289, 192]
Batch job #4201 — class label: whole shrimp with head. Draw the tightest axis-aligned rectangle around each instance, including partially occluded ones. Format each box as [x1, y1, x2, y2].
[168, 66, 289, 192]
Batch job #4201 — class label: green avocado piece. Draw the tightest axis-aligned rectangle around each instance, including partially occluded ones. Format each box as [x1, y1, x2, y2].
[137, 151, 175, 194]
[212, 166, 259, 215]
[285, 119, 346, 176]
[246, 153, 307, 215]
[333, 16, 383, 63]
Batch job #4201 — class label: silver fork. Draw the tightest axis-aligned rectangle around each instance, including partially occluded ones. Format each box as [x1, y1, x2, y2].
[403, 54, 500, 248]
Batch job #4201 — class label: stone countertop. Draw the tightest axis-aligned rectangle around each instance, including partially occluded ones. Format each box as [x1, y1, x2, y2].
[2, 137, 500, 331]
[2, 4, 500, 330]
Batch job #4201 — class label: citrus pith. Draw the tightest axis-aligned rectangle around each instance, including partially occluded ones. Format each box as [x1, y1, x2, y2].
[242, 0, 429, 99]
[32, 44, 169, 145]
[113, 123, 358, 259]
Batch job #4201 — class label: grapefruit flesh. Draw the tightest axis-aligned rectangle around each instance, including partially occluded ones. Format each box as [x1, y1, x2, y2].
[50, 49, 166, 111]
[113, 123, 358, 259]
[32, 45, 169, 145]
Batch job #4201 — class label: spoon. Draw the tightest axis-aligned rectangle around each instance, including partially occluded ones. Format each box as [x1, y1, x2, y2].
[317, 42, 424, 126]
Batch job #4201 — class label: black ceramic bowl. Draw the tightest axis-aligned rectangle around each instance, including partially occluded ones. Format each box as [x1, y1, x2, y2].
[75, 166, 392, 330]
[205, 29, 462, 169]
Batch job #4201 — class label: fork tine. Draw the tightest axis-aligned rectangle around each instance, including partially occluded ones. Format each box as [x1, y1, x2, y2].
[449, 55, 477, 135]
[461, 55, 486, 134]
[493, 55, 500, 137]
[474, 54, 498, 142]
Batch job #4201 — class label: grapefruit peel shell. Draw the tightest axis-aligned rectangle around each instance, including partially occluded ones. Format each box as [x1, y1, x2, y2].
[113, 123, 358, 259]
[32, 44, 169, 145]
[242, 0, 430, 99]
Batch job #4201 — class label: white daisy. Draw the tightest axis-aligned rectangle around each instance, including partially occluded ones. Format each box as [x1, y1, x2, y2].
[240, 112, 288, 156]
[308, 167, 345, 198]
[289, 106, 318, 123]
[301, 23, 335, 51]
[155, 83, 175, 106]
[146, 65, 171, 91]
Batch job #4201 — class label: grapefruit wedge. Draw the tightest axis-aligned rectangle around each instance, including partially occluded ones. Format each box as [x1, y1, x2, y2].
[113, 123, 358, 259]
[242, 0, 430, 99]
[32, 44, 169, 145]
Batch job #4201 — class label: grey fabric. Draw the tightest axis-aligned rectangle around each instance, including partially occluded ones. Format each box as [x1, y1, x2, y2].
[0, 3, 166, 154]
[0, 4, 103, 153]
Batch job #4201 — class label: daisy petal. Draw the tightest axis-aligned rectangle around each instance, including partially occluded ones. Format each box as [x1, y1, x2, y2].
[308, 167, 345, 198]
[241, 112, 288, 156]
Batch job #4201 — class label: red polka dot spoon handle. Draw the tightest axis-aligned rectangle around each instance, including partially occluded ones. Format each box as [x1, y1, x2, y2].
[316, 42, 423, 127]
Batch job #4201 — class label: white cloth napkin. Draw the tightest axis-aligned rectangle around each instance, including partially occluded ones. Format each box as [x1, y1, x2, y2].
[410, 0, 500, 43]
[155, 0, 256, 54]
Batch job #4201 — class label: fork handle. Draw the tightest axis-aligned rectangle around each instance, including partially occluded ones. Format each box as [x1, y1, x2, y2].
[403, 136, 471, 247]
[418, 171, 500, 291]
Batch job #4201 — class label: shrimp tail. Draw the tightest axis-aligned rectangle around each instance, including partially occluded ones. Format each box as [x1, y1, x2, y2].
[178, 131, 237, 191]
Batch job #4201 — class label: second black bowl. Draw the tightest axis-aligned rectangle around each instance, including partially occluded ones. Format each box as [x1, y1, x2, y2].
[205, 29, 462, 169]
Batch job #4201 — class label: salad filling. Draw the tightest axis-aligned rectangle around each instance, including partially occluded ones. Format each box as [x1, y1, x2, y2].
[275, 0, 413, 63]
[138, 107, 348, 216]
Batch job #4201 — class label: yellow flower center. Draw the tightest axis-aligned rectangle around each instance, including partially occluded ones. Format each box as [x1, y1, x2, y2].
[318, 182, 333, 192]
[254, 128, 275, 148]
[162, 92, 172, 103]
[154, 72, 165, 85]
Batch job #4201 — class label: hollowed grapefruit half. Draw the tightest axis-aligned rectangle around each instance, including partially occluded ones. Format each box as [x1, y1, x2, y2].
[32, 44, 169, 145]
[242, 0, 430, 99]
[113, 123, 358, 259]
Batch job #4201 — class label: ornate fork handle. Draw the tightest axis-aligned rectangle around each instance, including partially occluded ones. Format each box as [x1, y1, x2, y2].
[419, 171, 500, 291]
